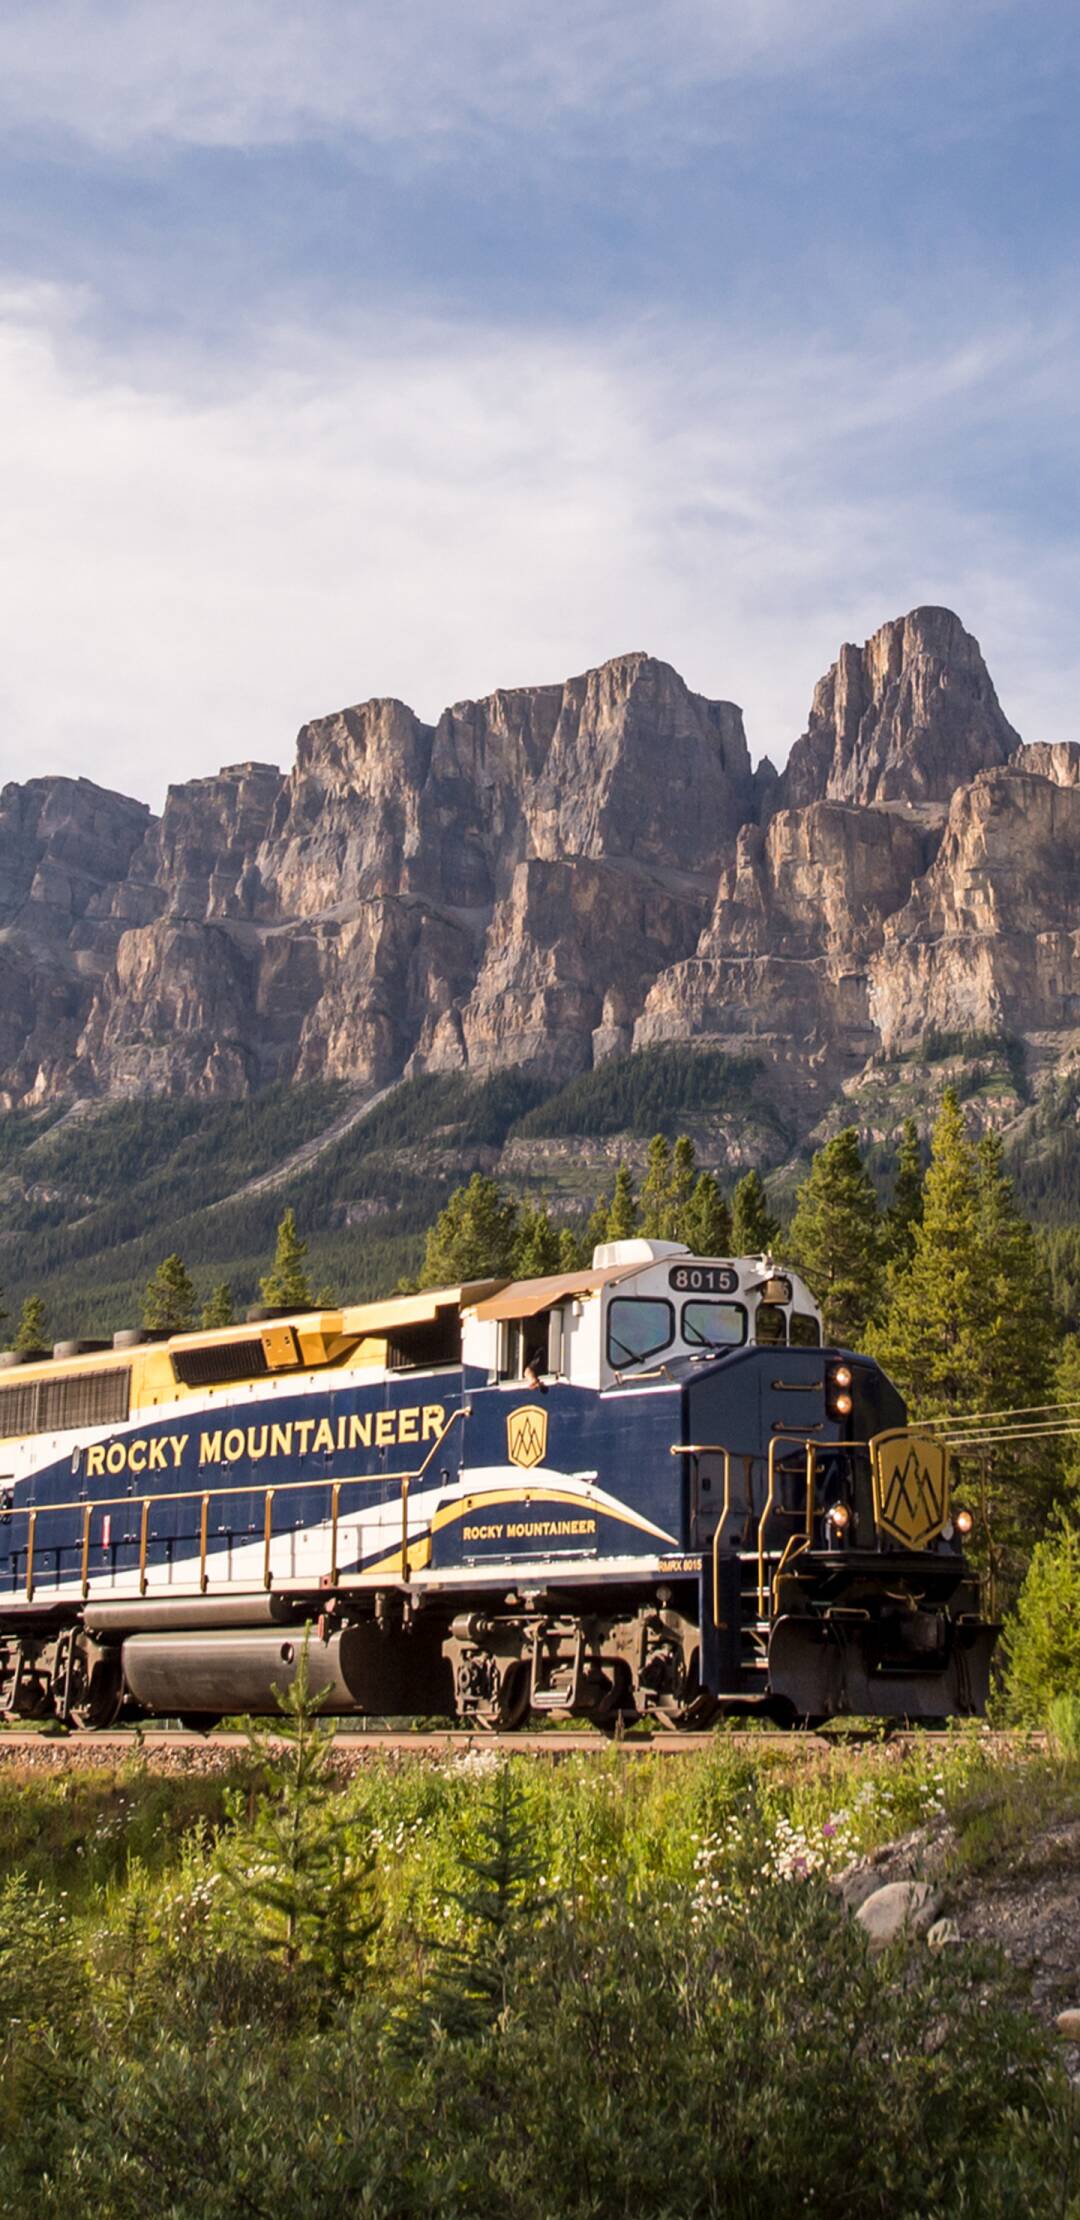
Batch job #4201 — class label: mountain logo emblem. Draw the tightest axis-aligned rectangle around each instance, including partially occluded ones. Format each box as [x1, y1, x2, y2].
[871, 1430, 949, 1550]
[507, 1405, 548, 1470]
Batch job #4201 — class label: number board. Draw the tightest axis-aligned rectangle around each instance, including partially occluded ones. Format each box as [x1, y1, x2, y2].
[668, 1264, 739, 1295]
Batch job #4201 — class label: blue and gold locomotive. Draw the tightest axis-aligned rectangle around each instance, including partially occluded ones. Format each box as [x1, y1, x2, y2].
[0, 1239, 996, 1728]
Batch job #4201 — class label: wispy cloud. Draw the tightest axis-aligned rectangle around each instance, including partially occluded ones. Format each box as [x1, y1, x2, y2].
[0, 0, 1012, 154]
[2, 283, 1076, 807]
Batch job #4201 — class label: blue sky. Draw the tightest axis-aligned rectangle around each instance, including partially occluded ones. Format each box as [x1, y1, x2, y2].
[1, 0, 1078, 802]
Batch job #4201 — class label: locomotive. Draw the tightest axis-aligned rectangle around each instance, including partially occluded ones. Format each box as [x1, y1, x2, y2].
[0, 1238, 997, 1729]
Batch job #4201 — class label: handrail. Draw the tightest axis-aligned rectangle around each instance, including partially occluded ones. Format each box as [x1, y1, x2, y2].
[262, 1490, 275, 1590]
[756, 1438, 783, 1617]
[329, 1480, 341, 1586]
[709, 1452, 734, 1623]
[138, 1499, 151, 1595]
[400, 1476, 410, 1583]
[8, 1408, 468, 1601]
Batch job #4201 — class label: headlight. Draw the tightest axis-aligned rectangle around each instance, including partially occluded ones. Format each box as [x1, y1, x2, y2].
[954, 1508, 973, 1538]
[833, 1364, 853, 1389]
[825, 1502, 851, 1532]
[833, 1392, 853, 1415]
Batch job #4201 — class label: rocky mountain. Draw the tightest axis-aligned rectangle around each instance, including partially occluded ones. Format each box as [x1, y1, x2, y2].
[2, 609, 1077, 1149]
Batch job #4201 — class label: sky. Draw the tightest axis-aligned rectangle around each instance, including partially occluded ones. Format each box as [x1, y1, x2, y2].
[1, 0, 1078, 804]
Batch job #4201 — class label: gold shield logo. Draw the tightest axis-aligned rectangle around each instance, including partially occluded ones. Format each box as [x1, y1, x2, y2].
[871, 1430, 950, 1550]
[507, 1405, 548, 1470]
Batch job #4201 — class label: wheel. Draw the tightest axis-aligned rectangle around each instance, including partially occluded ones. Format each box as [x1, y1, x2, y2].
[65, 1643, 123, 1731]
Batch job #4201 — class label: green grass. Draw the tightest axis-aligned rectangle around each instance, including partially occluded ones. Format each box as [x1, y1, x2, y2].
[0, 1734, 1075, 2218]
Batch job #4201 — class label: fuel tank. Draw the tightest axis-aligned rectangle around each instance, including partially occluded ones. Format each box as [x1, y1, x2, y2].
[120, 1619, 452, 1716]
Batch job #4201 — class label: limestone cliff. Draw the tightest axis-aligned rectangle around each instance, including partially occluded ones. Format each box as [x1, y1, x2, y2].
[0, 613, 1075, 1139]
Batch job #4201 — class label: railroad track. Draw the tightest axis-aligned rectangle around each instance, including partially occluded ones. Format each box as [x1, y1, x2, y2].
[0, 1726, 1043, 1768]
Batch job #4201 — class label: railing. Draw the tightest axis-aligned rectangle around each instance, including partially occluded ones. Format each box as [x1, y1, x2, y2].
[10, 1410, 465, 1605]
[674, 1436, 873, 1626]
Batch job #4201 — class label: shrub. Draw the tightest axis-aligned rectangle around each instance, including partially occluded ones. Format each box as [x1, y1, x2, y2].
[1002, 1521, 1080, 1723]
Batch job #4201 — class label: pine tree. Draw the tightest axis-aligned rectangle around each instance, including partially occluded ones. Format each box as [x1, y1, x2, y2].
[260, 1208, 313, 1311]
[885, 1118, 924, 1266]
[512, 1202, 562, 1280]
[216, 1638, 379, 2008]
[557, 1226, 585, 1272]
[869, 1093, 1055, 1601]
[606, 1164, 639, 1241]
[200, 1282, 234, 1329]
[869, 1092, 983, 1417]
[639, 1135, 673, 1238]
[143, 1254, 196, 1334]
[422, 1174, 518, 1286]
[14, 1295, 48, 1356]
[973, 1132, 1056, 1417]
[787, 1128, 885, 1347]
[731, 1169, 780, 1255]
[679, 1171, 733, 1256]
[585, 1189, 611, 1254]
[667, 1135, 697, 1235]
[1052, 1334, 1080, 1504]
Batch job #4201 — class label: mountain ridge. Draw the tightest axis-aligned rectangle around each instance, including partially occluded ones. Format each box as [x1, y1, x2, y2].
[2, 606, 1077, 1160]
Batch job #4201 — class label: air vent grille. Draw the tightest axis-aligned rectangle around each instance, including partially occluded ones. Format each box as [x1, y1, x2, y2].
[173, 1339, 270, 1388]
[0, 1368, 131, 1441]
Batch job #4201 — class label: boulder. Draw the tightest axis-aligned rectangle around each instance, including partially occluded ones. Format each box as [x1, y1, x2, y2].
[854, 1880, 943, 1951]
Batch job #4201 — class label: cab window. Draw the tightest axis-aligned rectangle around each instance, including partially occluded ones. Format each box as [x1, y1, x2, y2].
[682, 1300, 746, 1350]
[607, 1297, 674, 1368]
[754, 1303, 787, 1346]
[789, 1312, 821, 1348]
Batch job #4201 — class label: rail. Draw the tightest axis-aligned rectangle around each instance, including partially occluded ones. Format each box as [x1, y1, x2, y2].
[8, 1409, 466, 1605]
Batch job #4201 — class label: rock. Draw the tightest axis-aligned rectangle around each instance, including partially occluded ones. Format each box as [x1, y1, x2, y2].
[1056, 2010, 1080, 2040]
[0, 609, 1074, 1125]
[776, 607, 1019, 809]
[926, 1917, 962, 1950]
[854, 1880, 943, 1951]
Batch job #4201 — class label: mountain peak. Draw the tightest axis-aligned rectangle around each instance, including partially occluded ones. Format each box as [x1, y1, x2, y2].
[777, 607, 1020, 811]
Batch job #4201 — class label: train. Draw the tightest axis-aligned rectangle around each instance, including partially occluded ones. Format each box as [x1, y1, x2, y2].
[0, 1237, 998, 1730]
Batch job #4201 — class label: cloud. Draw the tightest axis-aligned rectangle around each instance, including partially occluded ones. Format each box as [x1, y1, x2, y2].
[1, 283, 1077, 808]
[0, 0, 1008, 155]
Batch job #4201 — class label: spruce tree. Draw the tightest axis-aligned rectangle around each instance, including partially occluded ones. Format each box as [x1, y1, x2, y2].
[143, 1254, 196, 1334]
[787, 1128, 885, 1348]
[200, 1282, 234, 1329]
[606, 1164, 639, 1242]
[731, 1169, 780, 1255]
[216, 1639, 379, 2007]
[885, 1117, 924, 1266]
[512, 1202, 562, 1280]
[557, 1226, 584, 1271]
[680, 1172, 733, 1256]
[260, 1208, 314, 1311]
[639, 1135, 673, 1238]
[403, 1765, 543, 2047]
[14, 1295, 48, 1356]
[422, 1174, 518, 1286]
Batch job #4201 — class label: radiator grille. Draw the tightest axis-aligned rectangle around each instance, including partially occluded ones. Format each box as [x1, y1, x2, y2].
[173, 1339, 270, 1388]
[0, 1368, 131, 1441]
